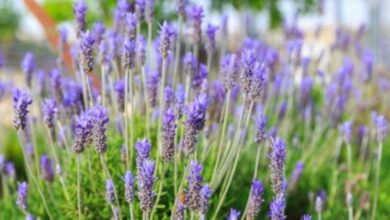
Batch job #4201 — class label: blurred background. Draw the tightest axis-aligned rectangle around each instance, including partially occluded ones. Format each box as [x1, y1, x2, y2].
[0, 0, 387, 68]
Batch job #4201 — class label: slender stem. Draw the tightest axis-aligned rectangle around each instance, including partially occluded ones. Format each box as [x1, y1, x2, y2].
[318, 212, 322, 220]
[141, 66, 151, 139]
[346, 142, 352, 182]
[124, 69, 130, 168]
[47, 128, 70, 202]
[207, 52, 212, 72]
[348, 206, 353, 220]
[101, 65, 106, 106]
[100, 156, 122, 218]
[156, 59, 167, 168]
[129, 203, 134, 220]
[129, 69, 135, 166]
[150, 166, 167, 219]
[210, 90, 231, 184]
[147, 22, 153, 67]
[371, 142, 383, 220]
[111, 204, 118, 220]
[77, 154, 82, 220]
[173, 17, 183, 85]
[17, 132, 53, 219]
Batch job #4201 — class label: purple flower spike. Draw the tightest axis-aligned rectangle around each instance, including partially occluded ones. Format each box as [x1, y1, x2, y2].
[93, 22, 106, 43]
[175, 84, 185, 117]
[269, 137, 286, 196]
[137, 35, 147, 66]
[40, 155, 54, 183]
[21, 52, 36, 88]
[315, 195, 324, 214]
[16, 181, 28, 211]
[73, 0, 87, 37]
[288, 161, 304, 191]
[161, 107, 176, 162]
[221, 54, 238, 91]
[240, 50, 256, 96]
[374, 115, 388, 143]
[189, 5, 204, 45]
[205, 24, 219, 53]
[91, 106, 109, 154]
[5, 162, 16, 179]
[79, 31, 95, 73]
[42, 98, 58, 130]
[186, 161, 203, 211]
[249, 63, 268, 102]
[269, 195, 286, 220]
[193, 64, 208, 90]
[138, 159, 156, 213]
[247, 180, 264, 220]
[125, 13, 137, 40]
[124, 171, 134, 203]
[147, 70, 160, 107]
[340, 121, 353, 144]
[114, 79, 125, 112]
[164, 86, 174, 107]
[135, 0, 146, 21]
[173, 200, 186, 220]
[72, 112, 93, 153]
[99, 40, 113, 74]
[184, 93, 208, 154]
[255, 112, 267, 144]
[122, 38, 136, 70]
[199, 183, 212, 215]
[145, 0, 155, 23]
[176, 0, 188, 18]
[106, 179, 115, 204]
[183, 52, 198, 76]
[301, 214, 312, 220]
[159, 21, 176, 59]
[13, 89, 33, 130]
[135, 139, 152, 167]
[227, 208, 241, 220]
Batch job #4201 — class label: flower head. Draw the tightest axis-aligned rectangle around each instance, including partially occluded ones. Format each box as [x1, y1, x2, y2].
[159, 22, 176, 59]
[125, 13, 137, 40]
[106, 179, 115, 204]
[255, 112, 267, 144]
[269, 137, 287, 196]
[199, 184, 212, 214]
[122, 38, 136, 70]
[145, 0, 155, 23]
[186, 161, 203, 211]
[240, 50, 256, 96]
[137, 159, 156, 213]
[269, 195, 286, 220]
[221, 54, 238, 91]
[21, 52, 36, 88]
[91, 106, 109, 154]
[114, 79, 125, 112]
[73, 0, 87, 36]
[161, 107, 176, 162]
[247, 180, 264, 220]
[374, 114, 388, 143]
[16, 181, 28, 211]
[188, 5, 204, 45]
[42, 98, 58, 130]
[135, 139, 152, 166]
[288, 161, 304, 191]
[227, 209, 241, 220]
[79, 31, 95, 73]
[13, 89, 33, 130]
[205, 24, 219, 53]
[124, 171, 134, 203]
[40, 155, 54, 183]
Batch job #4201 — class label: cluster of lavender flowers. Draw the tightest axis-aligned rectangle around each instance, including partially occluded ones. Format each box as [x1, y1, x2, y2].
[0, 0, 389, 219]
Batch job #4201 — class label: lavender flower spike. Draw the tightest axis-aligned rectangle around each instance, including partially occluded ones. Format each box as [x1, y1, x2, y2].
[269, 195, 286, 220]
[184, 93, 208, 154]
[72, 113, 92, 153]
[138, 159, 156, 213]
[42, 98, 58, 137]
[13, 89, 33, 130]
[21, 52, 36, 88]
[269, 137, 287, 196]
[249, 63, 268, 102]
[176, 0, 187, 19]
[16, 181, 28, 211]
[91, 106, 109, 154]
[189, 5, 204, 45]
[186, 161, 204, 211]
[246, 180, 264, 220]
[240, 50, 256, 96]
[114, 79, 125, 112]
[221, 54, 238, 91]
[74, 0, 87, 36]
[159, 21, 177, 59]
[135, 139, 152, 167]
[122, 38, 136, 70]
[161, 107, 176, 162]
[106, 179, 115, 204]
[199, 183, 213, 215]
[205, 24, 219, 53]
[147, 70, 160, 107]
[255, 112, 267, 144]
[40, 155, 54, 183]
[374, 115, 388, 143]
[288, 161, 304, 191]
[124, 171, 134, 203]
[227, 209, 241, 220]
[79, 31, 95, 73]
[125, 13, 137, 40]
[301, 214, 312, 220]
[145, 0, 155, 23]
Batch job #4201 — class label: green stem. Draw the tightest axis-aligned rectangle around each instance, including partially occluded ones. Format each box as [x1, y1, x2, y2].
[124, 69, 130, 168]
[141, 66, 151, 139]
[77, 154, 82, 220]
[17, 132, 53, 220]
[371, 142, 383, 220]
[173, 17, 183, 85]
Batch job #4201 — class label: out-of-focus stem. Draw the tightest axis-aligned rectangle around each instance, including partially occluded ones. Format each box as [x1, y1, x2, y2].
[124, 69, 130, 168]
[141, 66, 151, 139]
[173, 17, 183, 85]
[77, 154, 82, 220]
[371, 142, 383, 220]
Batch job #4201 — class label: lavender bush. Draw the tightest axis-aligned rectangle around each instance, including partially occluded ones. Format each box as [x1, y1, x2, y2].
[0, 1, 390, 219]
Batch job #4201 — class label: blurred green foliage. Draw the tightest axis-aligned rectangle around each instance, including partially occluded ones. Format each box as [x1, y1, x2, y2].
[0, 0, 20, 41]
